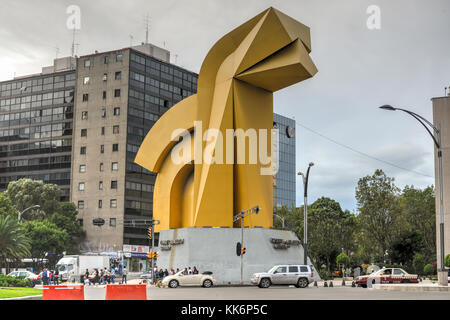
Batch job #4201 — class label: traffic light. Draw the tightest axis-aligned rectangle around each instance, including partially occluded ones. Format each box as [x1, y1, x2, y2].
[148, 227, 152, 239]
[147, 252, 159, 259]
[236, 242, 242, 256]
[241, 247, 246, 255]
[148, 252, 152, 259]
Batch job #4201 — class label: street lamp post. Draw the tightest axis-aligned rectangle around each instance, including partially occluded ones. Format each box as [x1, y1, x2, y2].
[380, 105, 447, 286]
[298, 162, 314, 266]
[18, 205, 41, 223]
[273, 213, 285, 229]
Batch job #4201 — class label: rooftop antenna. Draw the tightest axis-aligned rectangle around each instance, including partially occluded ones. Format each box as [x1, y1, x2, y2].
[71, 28, 79, 58]
[129, 34, 134, 47]
[144, 14, 150, 44]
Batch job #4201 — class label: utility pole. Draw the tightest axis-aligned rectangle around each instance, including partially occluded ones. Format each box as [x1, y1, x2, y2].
[149, 219, 160, 284]
[233, 206, 260, 285]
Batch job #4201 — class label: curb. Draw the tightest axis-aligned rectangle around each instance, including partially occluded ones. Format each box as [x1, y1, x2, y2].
[372, 284, 450, 292]
[1, 295, 43, 300]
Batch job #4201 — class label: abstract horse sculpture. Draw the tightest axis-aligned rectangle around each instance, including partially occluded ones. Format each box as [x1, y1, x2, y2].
[135, 7, 317, 232]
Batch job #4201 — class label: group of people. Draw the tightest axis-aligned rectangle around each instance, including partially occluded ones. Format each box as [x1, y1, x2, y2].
[153, 266, 199, 280]
[40, 267, 60, 285]
[83, 267, 128, 285]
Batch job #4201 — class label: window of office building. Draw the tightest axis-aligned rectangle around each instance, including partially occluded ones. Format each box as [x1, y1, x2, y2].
[82, 94, 88, 101]
[84, 59, 91, 68]
[100, 144, 104, 153]
[110, 218, 116, 227]
[104, 55, 109, 64]
[79, 182, 85, 191]
[101, 127, 105, 135]
[110, 199, 117, 208]
[112, 144, 118, 152]
[113, 107, 120, 116]
[98, 200, 103, 208]
[99, 181, 103, 190]
[114, 89, 120, 97]
[111, 180, 118, 189]
[112, 162, 118, 171]
[99, 163, 104, 171]
[103, 91, 106, 99]
[78, 200, 84, 209]
[81, 111, 88, 120]
[78, 219, 83, 226]
[81, 129, 87, 137]
[116, 53, 123, 62]
[115, 71, 121, 80]
[79, 165, 86, 173]
[83, 77, 90, 85]
[101, 108, 106, 118]
[80, 146, 86, 154]
[113, 125, 119, 134]
[103, 73, 108, 81]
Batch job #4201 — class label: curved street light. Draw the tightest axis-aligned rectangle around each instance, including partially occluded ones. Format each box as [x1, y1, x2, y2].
[18, 205, 41, 223]
[273, 213, 285, 229]
[380, 104, 446, 284]
[298, 162, 314, 265]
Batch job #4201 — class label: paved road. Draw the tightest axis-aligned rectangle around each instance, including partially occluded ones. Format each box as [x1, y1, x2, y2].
[82, 285, 450, 300]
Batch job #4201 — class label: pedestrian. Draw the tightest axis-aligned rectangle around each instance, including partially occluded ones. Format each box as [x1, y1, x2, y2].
[100, 269, 105, 284]
[111, 267, 115, 284]
[53, 269, 60, 285]
[164, 269, 169, 277]
[94, 268, 99, 285]
[159, 268, 164, 280]
[193, 266, 199, 275]
[42, 268, 49, 285]
[183, 267, 188, 275]
[176, 268, 180, 274]
[49, 270, 53, 285]
[170, 269, 175, 275]
[122, 267, 128, 284]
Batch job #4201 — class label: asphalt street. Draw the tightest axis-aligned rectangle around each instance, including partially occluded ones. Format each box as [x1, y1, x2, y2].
[80, 285, 450, 300]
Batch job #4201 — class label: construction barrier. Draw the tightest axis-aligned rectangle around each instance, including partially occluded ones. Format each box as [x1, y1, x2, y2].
[42, 285, 85, 300]
[105, 284, 147, 300]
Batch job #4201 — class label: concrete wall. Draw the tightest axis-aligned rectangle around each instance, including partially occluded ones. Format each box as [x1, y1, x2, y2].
[157, 228, 320, 285]
[433, 96, 450, 269]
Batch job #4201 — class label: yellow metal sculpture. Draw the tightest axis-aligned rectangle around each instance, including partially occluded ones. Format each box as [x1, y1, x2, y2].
[135, 7, 317, 232]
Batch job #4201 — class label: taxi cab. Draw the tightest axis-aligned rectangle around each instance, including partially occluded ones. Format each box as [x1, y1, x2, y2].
[355, 267, 419, 287]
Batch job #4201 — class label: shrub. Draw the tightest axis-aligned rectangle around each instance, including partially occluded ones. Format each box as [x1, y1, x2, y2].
[0, 274, 33, 287]
[413, 253, 427, 275]
[445, 254, 450, 268]
[423, 264, 434, 276]
[318, 269, 329, 280]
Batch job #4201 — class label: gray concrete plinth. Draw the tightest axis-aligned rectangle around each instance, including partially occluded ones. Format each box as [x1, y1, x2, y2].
[438, 270, 449, 286]
[156, 228, 320, 285]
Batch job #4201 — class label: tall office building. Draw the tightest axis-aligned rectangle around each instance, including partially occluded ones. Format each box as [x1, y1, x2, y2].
[0, 57, 76, 201]
[273, 113, 296, 210]
[71, 44, 198, 252]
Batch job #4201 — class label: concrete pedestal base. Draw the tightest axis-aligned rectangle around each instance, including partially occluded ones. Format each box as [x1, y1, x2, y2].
[437, 270, 449, 286]
[156, 228, 320, 285]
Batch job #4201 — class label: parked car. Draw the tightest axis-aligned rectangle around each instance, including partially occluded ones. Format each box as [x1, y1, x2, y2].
[251, 265, 314, 288]
[355, 267, 419, 287]
[161, 270, 216, 288]
[7, 270, 41, 285]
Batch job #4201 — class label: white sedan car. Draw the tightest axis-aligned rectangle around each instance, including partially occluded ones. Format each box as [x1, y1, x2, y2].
[161, 271, 216, 288]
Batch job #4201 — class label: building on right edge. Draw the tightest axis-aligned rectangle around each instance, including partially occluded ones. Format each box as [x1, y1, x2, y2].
[432, 94, 450, 274]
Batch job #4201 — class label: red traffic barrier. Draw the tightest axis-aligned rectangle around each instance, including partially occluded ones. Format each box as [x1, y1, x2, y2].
[105, 284, 147, 300]
[42, 285, 85, 300]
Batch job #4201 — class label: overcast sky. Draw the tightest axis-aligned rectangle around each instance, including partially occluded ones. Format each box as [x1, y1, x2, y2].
[1, 0, 449, 212]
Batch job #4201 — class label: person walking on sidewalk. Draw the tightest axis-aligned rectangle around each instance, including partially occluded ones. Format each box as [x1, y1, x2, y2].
[122, 267, 128, 284]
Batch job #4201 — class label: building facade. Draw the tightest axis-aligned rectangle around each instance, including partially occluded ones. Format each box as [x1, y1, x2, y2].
[70, 44, 198, 253]
[0, 58, 76, 201]
[432, 95, 450, 271]
[273, 113, 296, 210]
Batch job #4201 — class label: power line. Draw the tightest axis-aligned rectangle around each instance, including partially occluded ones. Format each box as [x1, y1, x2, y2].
[294, 120, 433, 178]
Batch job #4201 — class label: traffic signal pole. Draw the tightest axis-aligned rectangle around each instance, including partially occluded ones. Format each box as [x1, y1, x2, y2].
[233, 206, 260, 285]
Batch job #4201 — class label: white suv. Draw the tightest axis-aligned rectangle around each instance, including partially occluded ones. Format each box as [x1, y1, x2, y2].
[251, 265, 314, 288]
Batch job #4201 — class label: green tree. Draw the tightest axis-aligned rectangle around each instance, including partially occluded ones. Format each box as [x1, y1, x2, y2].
[445, 254, 450, 268]
[400, 185, 436, 259]
[423, 264, 434, 276]
[0, 192, 18, 218]
[47, 202, 85, 253]
[413, 253, 427, 276]
[6, 179, 61, 219]
[355, 169, 405, 262]
[22, 220, 70, 270]
[336, 253, 350, 267]
[389, 230, 424, 269]
[0, 215, 31, 273]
